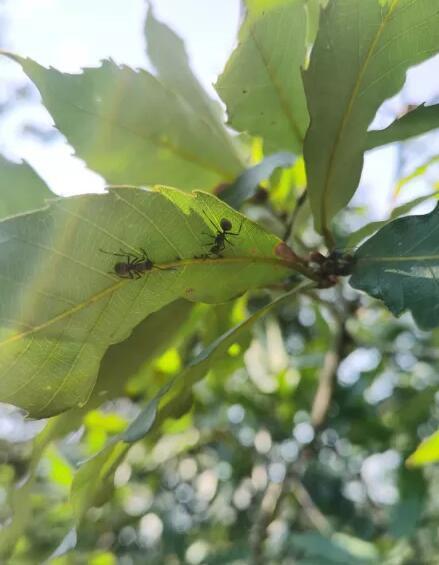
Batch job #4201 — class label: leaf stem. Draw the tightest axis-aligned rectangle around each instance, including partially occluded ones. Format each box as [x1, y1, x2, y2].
[283, 188, 307, 242]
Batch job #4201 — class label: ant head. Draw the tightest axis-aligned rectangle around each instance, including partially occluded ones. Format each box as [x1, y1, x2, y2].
[144, 259, 154, 270]
[220, 218, 232, 231]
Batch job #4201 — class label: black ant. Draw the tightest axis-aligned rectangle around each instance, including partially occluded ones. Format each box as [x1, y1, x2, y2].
[100, 248, 174, 279]
[202, 211, 243, 256]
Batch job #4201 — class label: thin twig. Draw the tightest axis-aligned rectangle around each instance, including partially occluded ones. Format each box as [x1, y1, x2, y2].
[250, 481, 286, 565]
[283, 189, 308, 242]
[311, 318, 348, 429]
[290, 476, 332, 534]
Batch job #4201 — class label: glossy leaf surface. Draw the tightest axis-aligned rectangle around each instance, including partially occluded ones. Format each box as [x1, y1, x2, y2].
[350, 204, 439, 330]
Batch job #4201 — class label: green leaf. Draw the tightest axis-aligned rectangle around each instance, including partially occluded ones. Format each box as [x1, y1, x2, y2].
[304, 0, 439, 236]
[8, 55, 242, 190]
[346, 192, 439, 248]
[407, 429, 439, 467]
[290, 532, 378, 564]
[119, 379, 174, 443]
[71, 442, 128, 522]
[0, 155, 53, 219]
[366, 104, 439, 150]
[0, 185, 299, 418]
[145, 7, 235, 149]
[216, 1, 308, 153]
[83, 299, 194, 410]
[220, 151, 295, 209]
[350, 204, 439, 330]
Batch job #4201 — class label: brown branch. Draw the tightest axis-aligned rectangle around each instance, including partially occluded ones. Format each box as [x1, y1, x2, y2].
[290, 476, 332, 534]
[311, 319, 348, 429]
[249, 481, 286, 565]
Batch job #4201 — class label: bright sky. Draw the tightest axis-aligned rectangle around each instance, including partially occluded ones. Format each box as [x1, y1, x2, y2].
[0, 0, 438, 219]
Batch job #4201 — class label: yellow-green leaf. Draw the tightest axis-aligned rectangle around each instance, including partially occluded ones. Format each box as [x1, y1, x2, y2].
[0, 186, 298, 418]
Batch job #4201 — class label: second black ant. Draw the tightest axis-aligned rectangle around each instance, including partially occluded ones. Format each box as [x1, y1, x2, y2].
[202, 211, 243, 256]
[100, 248, 174, 279]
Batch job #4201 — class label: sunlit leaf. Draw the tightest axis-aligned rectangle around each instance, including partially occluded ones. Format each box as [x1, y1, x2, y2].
[0, 155, 53, 219]
[366, 104, 439, 150]
[7, 54, 243, 190]
[350, 204, 439, 330]
[407, 429, 439, 467]
[216, 1, 308, 153]
[71, 442, 128, 522]
[145, 7, 236, 150]
[0, 185, 302, 418]
[304, 0, 439, 236]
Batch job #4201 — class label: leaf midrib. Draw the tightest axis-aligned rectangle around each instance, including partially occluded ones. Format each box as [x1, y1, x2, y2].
[319, 0, 401, 233]
[358, 254, 439, 263]
[0, 255, 292, 348]
[249, 24, 304, 146]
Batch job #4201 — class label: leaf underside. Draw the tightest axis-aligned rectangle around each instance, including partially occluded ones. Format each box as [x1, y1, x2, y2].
[0, 155, 53, 219]
[11, 55, 242, 191]
[304, 0, 439, 234]
[216, 1, 308, 153]
[0, 186, 291, 417]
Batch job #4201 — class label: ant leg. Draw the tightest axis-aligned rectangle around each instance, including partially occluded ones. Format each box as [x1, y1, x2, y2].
[139, 248, 150, 260]
[201, 232, 216, 240]
[100, 248, 130, 258]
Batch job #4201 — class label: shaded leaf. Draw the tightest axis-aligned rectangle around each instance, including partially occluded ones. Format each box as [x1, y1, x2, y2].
[346, 192, 439, 248]
[366, 104, 439, 150]
[71, 442, 128, 522]
[119, 379, 174, 443]
[304, 0, 439, 235]
[290, 532, 379, 564]
[216, 1, 308, 153]
[350, 204, 439, 330]
[407, 429, 439, 467]
[0, 155, 53, 219]
[220, 151, 295, 209]
[8, 55, 242, 190]
[0, 185, 298, 418]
